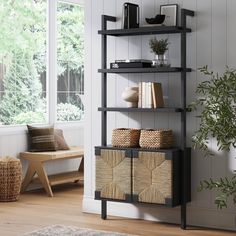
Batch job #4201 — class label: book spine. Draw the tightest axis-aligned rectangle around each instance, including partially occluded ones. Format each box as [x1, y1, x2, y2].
[141, 82, 146, 108]
[152, 82, 164, 108]
[147, 82, 153, 108]
[138, 82, 142, 108]
[144, 82, 149, 108]
[151, 83, 157, 108]
[145, 82, 149, 108]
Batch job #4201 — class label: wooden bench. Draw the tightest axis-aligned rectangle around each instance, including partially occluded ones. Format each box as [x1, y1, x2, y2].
[20, 146, 84, 197]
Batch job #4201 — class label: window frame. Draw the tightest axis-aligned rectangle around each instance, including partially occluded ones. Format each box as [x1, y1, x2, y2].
[50, 0, 84, 124]
[56, 0, 85, 123]
[0, 0, 84, 132]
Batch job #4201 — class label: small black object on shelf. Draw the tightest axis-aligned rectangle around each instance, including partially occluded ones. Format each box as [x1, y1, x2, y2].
[122, 2, 139, 29]
[145, 14, 165, 24]
[110, 59, 152, 69]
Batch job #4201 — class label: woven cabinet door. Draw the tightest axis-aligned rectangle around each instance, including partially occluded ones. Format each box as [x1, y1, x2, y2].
[132, 150, 180, 206]
[95, 148, 132, 201]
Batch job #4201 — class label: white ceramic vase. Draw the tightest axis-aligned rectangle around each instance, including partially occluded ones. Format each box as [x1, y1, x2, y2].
[121, 86, 139, 108]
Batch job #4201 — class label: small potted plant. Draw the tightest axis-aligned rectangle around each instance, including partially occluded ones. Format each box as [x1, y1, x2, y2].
[149, 37, 170, 67]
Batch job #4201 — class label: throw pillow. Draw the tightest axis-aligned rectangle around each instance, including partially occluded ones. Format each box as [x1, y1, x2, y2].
[54, 129, 70, 150]
[27, 125, 57, 152]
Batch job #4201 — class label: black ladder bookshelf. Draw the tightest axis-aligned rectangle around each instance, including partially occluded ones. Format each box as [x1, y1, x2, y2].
[96, 9, 194, 229]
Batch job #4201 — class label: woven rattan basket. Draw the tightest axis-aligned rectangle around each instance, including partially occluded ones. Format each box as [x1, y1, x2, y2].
[0, 157, 22, 202]
[139, 129, 173, 149]
[112, 128, 141, 147]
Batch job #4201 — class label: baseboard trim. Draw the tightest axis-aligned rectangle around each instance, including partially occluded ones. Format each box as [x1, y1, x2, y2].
[82, 197, 236, 231]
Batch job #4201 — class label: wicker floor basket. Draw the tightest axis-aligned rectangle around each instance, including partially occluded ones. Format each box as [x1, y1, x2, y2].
[112, 128, 140, 147]
[0, 157, 22, 202]
[139, 129, 173, 149]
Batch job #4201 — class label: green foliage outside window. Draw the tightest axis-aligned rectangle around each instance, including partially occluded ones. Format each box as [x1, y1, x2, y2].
[13, 111, 45, 125]
[0, 0, 84, 125]
[0, 53, 44, 125]
[57, 103, 84, 122]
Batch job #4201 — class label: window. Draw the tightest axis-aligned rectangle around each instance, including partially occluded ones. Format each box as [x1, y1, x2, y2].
[0, 0, 47, 125]
[57, 1, 84, 122]
[0, 0, 84, 126]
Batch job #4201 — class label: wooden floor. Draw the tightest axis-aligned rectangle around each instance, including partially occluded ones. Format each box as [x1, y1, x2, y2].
[0, 184, 235, 236]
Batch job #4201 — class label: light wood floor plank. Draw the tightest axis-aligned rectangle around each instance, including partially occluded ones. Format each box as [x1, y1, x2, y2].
[0, 184, 235, 236]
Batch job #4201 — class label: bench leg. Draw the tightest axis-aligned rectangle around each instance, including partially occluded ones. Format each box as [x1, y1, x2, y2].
[21, 163, 36, 193]
[35, 163, 53, 197]
[74, 157, 84, 184]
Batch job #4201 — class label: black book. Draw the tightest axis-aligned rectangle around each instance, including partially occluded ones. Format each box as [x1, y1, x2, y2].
[110, 62, 152, 69]
[115, 59, 152, 63]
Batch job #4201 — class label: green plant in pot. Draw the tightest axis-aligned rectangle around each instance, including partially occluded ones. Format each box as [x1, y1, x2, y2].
[149, 37, 170, 67]
[191, 65, 236, 209]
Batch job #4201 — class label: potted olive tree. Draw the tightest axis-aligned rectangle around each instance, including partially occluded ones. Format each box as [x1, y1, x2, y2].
[191, 66, 236, 209]
[149, 37, 170, 67]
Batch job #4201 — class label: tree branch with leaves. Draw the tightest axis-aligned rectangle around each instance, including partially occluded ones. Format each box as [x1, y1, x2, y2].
[191, 66, 236, 209]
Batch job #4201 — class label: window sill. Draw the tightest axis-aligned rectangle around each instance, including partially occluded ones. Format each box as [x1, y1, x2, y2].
[0, 121, 84, 136]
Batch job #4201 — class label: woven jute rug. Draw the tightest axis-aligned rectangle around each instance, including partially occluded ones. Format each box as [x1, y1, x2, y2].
[22, 225, 136, 236]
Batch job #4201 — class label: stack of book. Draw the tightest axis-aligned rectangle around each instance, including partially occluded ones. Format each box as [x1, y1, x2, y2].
[138, 82, 164, 108]
[110, 59, 152, 69]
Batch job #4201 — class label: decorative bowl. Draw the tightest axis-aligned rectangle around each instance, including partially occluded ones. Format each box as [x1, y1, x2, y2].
[145, 15, 165, 24]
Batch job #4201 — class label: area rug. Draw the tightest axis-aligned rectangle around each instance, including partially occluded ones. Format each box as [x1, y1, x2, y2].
[22, 225, 136, 236]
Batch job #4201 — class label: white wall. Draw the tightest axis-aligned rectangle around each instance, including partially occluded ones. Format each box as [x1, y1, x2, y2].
[84, 0, 236, 231]
[0, 124, 84, 177]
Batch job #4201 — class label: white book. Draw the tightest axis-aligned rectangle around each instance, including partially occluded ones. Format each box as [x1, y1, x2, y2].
[145, 82, 149, 108]
[141, 82, 146, 108]
[146, 82, 153, 108]
[138, 82, 142, 108]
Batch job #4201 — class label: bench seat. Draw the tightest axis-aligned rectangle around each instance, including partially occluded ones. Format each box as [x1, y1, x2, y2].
[20, 146, 84, 197]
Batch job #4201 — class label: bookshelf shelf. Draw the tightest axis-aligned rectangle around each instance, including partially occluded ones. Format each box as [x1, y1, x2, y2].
[98, 67, 191, 74]
[96, 9, 194, 230]
[98, 26, 191, 36]
[98, 107, 185, 112]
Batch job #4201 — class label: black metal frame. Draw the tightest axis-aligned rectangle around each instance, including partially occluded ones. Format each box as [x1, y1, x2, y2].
[180, 9, 194, 229]
[100, 16, 116, 218]
[97, 9, 194, 229]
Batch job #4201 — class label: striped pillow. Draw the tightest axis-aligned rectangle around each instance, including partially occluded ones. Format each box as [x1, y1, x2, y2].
[27, 125, 57, 152]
